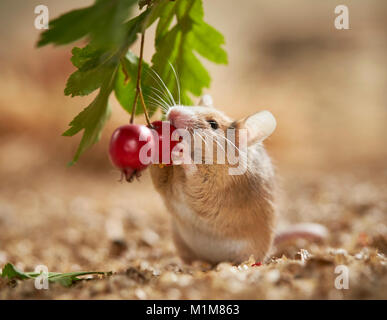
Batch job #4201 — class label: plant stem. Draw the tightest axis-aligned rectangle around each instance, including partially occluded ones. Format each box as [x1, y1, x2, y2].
[130, 31, 152, 127]
[129, 91, 139, 124]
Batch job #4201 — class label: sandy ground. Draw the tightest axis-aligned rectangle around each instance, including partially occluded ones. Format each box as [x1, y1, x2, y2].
[0, 161, 386, 299]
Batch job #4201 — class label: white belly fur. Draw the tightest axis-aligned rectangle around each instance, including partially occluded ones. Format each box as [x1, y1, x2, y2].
[171, 190, 249, 263]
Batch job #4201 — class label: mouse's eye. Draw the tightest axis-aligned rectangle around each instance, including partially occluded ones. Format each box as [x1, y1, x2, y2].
[206, 119, 218, 130]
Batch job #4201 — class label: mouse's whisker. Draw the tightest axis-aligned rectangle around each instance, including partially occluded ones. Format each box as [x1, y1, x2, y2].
[194, 131, 208, 148]
[147, 102, 167, 114]
[202, 131, 226, 154]
[148, 67, 176, 106]
[149, 86, 173, 109]
[146, 70, 175, 107]
[169, 62, 181, 106]
[148, 70, 174, 105]
[146, 96, 169, 112]
[209, 132, 226, 154]
[214, 132, 239, 151]
[146, 100, 171, 117]
[148, 89, 171, 111]
[146, 102, 166, 114]
[211, 131, 248, 160]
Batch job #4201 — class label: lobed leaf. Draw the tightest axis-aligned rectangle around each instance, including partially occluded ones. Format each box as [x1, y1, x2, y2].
[38, 0, 138, 50]
[65, 46, 118, 97]
[62, 83, 113, 165]
[151, 0, 228, 105]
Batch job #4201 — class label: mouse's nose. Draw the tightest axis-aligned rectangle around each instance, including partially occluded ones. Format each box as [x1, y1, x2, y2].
[167, 108, 180, 122]
[167, 107, 192, 129]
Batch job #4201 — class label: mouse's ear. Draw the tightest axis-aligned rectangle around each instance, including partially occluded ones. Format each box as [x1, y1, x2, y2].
[198, 94, 213, 107]
[236, 111, 276, 146]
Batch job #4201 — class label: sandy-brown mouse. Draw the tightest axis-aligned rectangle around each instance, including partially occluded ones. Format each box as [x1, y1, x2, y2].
[150, 95, 327, 264]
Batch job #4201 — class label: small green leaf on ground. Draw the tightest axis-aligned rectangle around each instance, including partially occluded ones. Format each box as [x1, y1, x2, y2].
[1, 263, 33, 280]
[1, 263, 110, 288]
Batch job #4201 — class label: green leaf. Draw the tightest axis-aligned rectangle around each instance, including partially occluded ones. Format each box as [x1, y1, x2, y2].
[1, 263, 109, 288]
[153, 1, 176, 43]
[114, 51, 156, 115]
[63, 82, 113, 165]
[139, 0, 154, 10]
[1, 263, 32, 280]
[60, 9, 151, 163]
[190, 22, 228, 64]
[38, 0, 138, 50]
[65, 46, 118, 97]
[151, 0, 228, 105]
[48, 271, 108, 287]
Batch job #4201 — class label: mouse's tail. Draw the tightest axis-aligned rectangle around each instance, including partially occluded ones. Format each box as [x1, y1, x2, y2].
[274, 223, 328, 246]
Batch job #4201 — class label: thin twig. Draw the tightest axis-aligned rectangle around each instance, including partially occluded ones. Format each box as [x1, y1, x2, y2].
[129, 91, 139, 124]
[130, 31, 152, 127]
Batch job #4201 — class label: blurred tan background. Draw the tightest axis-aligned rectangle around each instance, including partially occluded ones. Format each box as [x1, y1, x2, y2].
[0, 0, 386, 299]
[1, 0, 386, 173]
